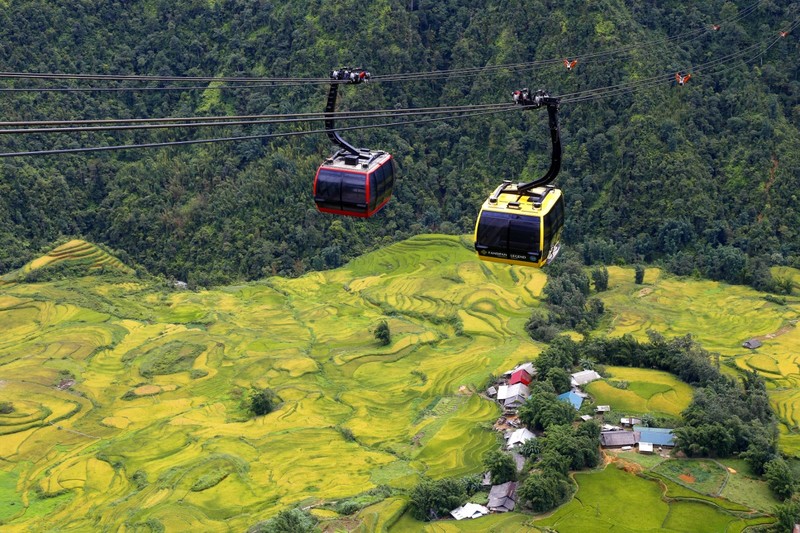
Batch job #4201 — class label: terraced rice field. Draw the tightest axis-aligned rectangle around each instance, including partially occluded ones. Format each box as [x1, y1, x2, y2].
[535, 466, 772, 532]
[600, 266, 800, 454]
[0, 236, 795, 530]
[584, 366, 693, 418]
[0, 240, 132, 283]
[0, 235, 544, 531]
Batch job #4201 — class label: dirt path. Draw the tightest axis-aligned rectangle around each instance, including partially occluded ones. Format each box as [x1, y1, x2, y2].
[752, 320, 798, 342]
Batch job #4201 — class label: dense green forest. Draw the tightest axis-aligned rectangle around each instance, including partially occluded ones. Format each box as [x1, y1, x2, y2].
[0, 0, 798, 285]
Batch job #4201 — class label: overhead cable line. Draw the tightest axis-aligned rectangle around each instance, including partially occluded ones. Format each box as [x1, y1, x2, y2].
[0, 104, 514, 135]
[0, 106, 518, 158]
[0, 103, 510, 129]
[560, 21, 796, 104]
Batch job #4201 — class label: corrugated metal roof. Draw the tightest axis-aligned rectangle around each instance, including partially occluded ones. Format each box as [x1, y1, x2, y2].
[633, 426, 675, 446]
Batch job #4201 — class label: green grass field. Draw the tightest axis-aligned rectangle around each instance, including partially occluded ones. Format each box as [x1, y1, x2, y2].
[0, 237, 794, 530]
[536, 466, 772, 532]
[585, 366, 693, 418]
[600, 265, 800, 455]
[0, 235, 540, 531]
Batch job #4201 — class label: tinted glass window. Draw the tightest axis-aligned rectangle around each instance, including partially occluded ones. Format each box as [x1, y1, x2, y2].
[476, 212, 509, 249]
[315, 169, 342, 209]
[369, 173, 377, 210]
[509, 216, 539, 252]
[341, 174, 367, 207]
[375, 165, 386, 199]
[385, 160, 395, 192]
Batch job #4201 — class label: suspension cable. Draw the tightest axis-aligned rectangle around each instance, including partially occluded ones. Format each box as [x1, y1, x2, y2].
[0, 107, 518, 158]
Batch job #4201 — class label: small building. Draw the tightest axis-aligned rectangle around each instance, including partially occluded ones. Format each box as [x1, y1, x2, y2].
[602, 424, 622, 432]
[503, 395, 527, 410]
[557, 391, 583, 410]
[486, 386, 498, 397]
[506, 428, 535, 449]
[580, 414, 594, 422]
[497, 383, 530, 401]
[620, 417, 642, 427]
[488, 481, 518, 513]
[509, 369, 533, 386]
[512, 362, 537, 377]
[639, 442, 654, 454]
[600, 431, 640, 448]
[596, 405, 611, 413]
[742, 339, 763, 350]
[634, 426, 675, 447]
[450, 503, 489, 520]
[570, 369, 602, 388]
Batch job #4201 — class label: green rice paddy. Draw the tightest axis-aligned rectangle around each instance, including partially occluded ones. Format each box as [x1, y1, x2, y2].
[535, 465, 772, 532]
[0, 237, 794, 530]
[600, 265, 800, 455]
[585, 366, 693, 418]
[0, 235, 541, 531]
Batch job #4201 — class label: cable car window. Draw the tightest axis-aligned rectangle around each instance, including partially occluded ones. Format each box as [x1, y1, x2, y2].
[316, 169, 342, 208]
[375, 165, 386, 199]
[386, 160, 395, 191]
[341, 174, 366, 207]
[369, 173, 378, 210]
[509, 216, 540, 251]
[477, 212, 510, 249]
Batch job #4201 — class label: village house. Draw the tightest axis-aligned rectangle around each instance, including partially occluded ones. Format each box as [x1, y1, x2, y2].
[450, 503, 489, 520]
[506, 427, 535, 450]
[600, 430, 640, 448]
[742, 339, 763, 350]
[509, 368, 533, 386]
[488, 481, 518, 513]
[557, 391, 583, 410]
[570, 369, 602, 388]
[634, 426, 675, 448]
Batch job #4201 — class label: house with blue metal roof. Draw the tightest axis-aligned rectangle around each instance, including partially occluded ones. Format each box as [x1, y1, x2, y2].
[557, 391, 583, 410]
[633, 426, 675, 447]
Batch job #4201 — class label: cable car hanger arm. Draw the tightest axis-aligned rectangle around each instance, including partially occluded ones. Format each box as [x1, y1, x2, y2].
[325, 67, 371, 156]
[510, 89, 562, 193]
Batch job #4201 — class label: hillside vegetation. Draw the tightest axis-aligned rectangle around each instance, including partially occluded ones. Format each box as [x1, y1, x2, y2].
[1, 236, 799, 530]
[0, 0, 798, 285]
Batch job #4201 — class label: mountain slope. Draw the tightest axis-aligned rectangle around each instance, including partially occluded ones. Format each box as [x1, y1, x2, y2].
[0, 0, 797, 282]
[0, 235, 798, 530]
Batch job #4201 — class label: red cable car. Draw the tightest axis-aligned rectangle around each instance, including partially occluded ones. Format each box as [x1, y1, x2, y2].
[314, 150, 395, 217]
[313, 68, 396, 217]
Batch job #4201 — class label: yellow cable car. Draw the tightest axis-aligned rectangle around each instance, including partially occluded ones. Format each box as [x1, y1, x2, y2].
[474, 89, 564, 268]
[474, 183, 564, 267]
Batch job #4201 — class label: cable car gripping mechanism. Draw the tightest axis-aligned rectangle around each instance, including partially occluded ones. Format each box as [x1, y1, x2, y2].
[508, 89, 562, 194]
[325, 68, 371, 156]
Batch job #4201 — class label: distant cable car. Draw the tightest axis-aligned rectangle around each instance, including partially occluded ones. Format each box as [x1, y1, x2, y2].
[313, 67, 396, 217]
[474, 89, 565, 267]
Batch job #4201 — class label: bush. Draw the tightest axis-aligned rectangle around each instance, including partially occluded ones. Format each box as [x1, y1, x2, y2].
[248, 388, 278, 417]
[374, 320, 391, 346]
[409, 478, 466, 521]
[634, 265, 645, 284]
[247, 508, 317, 533]
[591, 266, 609, 291]
[483, 450, 517, 485]
[517, 473, 573, 512]
[765, 458, 797, 500]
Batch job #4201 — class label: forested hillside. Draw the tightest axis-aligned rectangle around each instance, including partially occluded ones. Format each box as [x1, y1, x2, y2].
[0, 0, 798, 285]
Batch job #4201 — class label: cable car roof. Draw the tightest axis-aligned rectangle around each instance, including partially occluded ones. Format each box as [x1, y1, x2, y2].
[480, 185, 562, 216]
[320, 150, 392, 173]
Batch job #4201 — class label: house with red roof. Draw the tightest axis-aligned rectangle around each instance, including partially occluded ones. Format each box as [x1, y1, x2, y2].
[509, 369, 532, 386]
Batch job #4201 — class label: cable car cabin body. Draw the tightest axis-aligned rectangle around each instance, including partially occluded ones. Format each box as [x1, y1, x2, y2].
[313, 150, 395, 217]
[474, 185, 564, 268]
